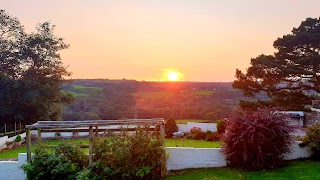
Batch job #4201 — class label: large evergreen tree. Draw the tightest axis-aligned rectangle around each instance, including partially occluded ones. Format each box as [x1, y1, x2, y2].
[233, 17, 320, 110]
[0, 10, 73, 124]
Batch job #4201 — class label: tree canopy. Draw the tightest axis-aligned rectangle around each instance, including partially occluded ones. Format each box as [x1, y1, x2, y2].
[233, 17, 320, 110]
[0, 10, 73, 124]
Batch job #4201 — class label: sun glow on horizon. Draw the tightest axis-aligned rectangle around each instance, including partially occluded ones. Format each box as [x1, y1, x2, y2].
[162, 69, 182, 81]
[167, 72, 179, 81]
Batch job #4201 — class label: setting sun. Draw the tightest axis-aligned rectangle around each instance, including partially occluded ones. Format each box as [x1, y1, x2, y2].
[167, 72, 179, 81]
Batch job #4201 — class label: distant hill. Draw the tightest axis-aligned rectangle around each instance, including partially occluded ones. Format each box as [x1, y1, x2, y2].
[62, 79, 266, 120]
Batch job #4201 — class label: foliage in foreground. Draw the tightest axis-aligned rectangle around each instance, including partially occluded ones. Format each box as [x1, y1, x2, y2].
[21, 143, 87, 180]
[223, 108, 293, 170]
[78, 128, 165, 180]
[21, 127, 165, 180]
[303, 123, 320, 159]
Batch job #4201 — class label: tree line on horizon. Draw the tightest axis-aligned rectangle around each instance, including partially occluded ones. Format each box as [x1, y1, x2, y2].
[62, 80, 256, 120]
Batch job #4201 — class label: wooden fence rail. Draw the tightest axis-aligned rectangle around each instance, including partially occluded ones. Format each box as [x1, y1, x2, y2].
[0, 122, 24, 137]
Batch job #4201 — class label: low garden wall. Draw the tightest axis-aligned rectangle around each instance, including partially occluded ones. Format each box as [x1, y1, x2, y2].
[177, 122, 217, 133]
[0, 142, 313, 179]
[166, 147, 227, 170]
[0, 154, 27, 180]
[166, 141, 312, 170]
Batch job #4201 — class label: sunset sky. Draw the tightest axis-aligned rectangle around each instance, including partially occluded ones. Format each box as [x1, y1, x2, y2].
[2, 0, 320, 82]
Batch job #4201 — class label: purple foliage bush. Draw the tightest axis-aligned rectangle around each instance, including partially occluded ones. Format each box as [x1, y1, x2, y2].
[222, 108, 293, 170]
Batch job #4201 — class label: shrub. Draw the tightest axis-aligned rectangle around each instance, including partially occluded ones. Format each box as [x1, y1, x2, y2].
[5, 141, 13, 146]
[22, 127, 165, 180]
[303, 123, 320, 159]
[72, 131, 79, 137]
[185, 134, 195, 139]
[206, 132, 219, 141]
[14, 135, 22, 142]
[205, 130, 212, 137]
[194, 131, 206, 140]
[55, 132, 61, 138]
[79, 127, 165, 180]
[223, 108, 293, 170]
[216, 119, 226, 134]
[21, 142, 87, 180]
[190, 127, 202, 134]
[165, 117, 178, 138]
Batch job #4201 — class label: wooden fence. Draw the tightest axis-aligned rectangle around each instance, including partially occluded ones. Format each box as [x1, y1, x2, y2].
[0, 122, 24, 137]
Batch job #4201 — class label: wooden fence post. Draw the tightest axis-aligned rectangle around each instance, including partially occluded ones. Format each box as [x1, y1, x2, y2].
[14, 122, 17, 135]
[26, 128, 31, 163]
[89, 126, 93, 165]
[37, 128, 42, 143]
[95, 126, 99, 137]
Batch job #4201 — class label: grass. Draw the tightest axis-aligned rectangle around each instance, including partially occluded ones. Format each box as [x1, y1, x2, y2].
[65, 91, 90, 97]
[62, 85, 103, 97]
[165, 160, 320, 180]
[0, 139, 89, 159]
[0, 138, 221, 159]
[165, 139, 222, 148]
[72, 85, 103, 92]
[175, 119, 212, 124]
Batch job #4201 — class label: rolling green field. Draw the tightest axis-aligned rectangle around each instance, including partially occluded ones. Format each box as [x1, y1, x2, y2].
[72, 85, 103, 92]
[132, 90, 214, 99]
[0, 138, 221, 159]
[132, 91, 176, 99]
[185, 90, 214, 96]
[175, 119, 212, 124]
[165, 160, 320, 180]
[66, 91, 90, 97]
[63, 85, 103, 97]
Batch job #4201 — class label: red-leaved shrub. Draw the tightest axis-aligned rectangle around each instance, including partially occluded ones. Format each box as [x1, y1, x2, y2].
[190, 127, 202, 134]
[193, 131, 206, 140]
[205, 132, 219, 141]
[222, 108, 293, 170]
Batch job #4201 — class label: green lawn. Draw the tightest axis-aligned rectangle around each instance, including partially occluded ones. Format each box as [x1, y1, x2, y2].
[165, 160, 320, 180]
[0, 138, 221, 159]
[0, 139, 89, 159]
[175, 119, 212, 124]
[165, 139, 222, 148]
